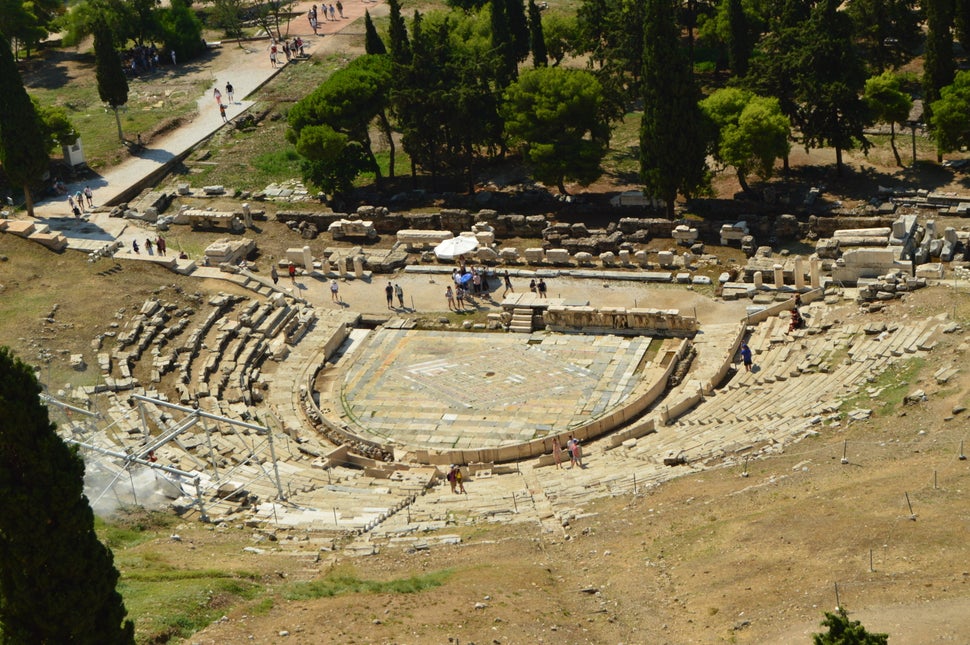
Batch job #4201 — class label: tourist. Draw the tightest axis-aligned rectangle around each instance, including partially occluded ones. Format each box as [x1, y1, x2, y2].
[529, 278, 537, 294]
[288, 262, 296, 283]
[219, 103, 227, 123]
[447, 465, 458, 493]
[145, 238, 154, 255]
[455, 286, 466, 311]
[740, 342, 753, 372]
[455, 466, 466, 494]
[213, 87, 222, 105]
[156, 236, 167, 256]
[84, 185, 94, 208]
[537, 278, 547, 298]
[271, 264, 279, 285]
[395, 283, 404, 309]
[502, 270, 513, 296]
[552, 436, 563, 469]
[132, 240, 139, 254]
[567, 435, 580, 467]
[225, 81, 234, 103]
[336, 0, 344, 17]
[330, 279, 340, 302]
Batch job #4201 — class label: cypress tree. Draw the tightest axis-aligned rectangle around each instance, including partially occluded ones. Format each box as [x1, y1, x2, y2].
[726, 0, 752, 77]
[93, 23, 129, 142]
[505, 0, 530, 61]
[364, 10, 387, 55]
[639, 0, 710, 218]
[387, 0, 411, 66]
[0, 35, 49, 218]
[924, 0, 955, 142]
[527, 0, 547, 68]
[491, 0, 516, 86]
[0, 346, 135, 643]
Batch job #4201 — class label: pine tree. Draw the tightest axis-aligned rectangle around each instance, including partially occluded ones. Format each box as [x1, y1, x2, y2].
[93, 23, 129, 142]
[0, 347, 135, 643]
[794, 0, 871, 175]
[0, 35, 49, 218]
[364, 10, 387, 55]
[527, 0, 547, 67]
[639, 0, 710, 217]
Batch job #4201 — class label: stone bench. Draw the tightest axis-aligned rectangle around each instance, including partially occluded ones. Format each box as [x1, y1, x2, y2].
[396, 229, 453, 250]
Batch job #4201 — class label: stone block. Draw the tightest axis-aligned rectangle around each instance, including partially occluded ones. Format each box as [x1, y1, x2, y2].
[524, 247, 545, 264]
[545, 248, 570, 264]
[202, 185, 226, 195]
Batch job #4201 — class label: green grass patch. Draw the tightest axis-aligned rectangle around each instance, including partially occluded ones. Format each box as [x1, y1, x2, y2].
[601, 111, 641, 184]
[120, 573, 261, 644]
[251, 147, 303, 176]
[841, 357, 926, 418]
[96, 509, 177, 549]
[284, 568, 452, 601]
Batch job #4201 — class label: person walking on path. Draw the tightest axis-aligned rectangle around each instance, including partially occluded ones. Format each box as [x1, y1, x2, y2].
[132, 240, 140, 254]
[502, 270, 513, 297]
[455, 286, 466, 311]
[145, 238, 154, 255]
[213, 87, 222, 105]
[288, 262, 296, 283]
[83, 186, 94, 208]
[445, 286, 456, 311]
[336, 0, 344, 17]
[740, 342, 753, 372]
[156, 236, 166, 256]
[330, 279, 340, 302]
[537, 278, 547, 298]
[552, 436, 563, 469]
[219, 103, 228, 123]
[455, 466, 466, 494]
[67, 193, 76, 214]
[395, 283, 405, 309]
[270, 264, 279, 285]
[385, 282, 394, 309]
[225, 81, 234, 103]
[328, 4, 336, 20]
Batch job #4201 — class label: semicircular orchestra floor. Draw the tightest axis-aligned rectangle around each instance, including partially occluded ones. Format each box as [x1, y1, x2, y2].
[338, 329, 658, 451]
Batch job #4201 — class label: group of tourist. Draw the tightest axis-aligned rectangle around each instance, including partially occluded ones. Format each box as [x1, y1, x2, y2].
[123, 43, 164, 76]
[384, 281, 406, 309]
[65, 186, 95, 218]
[269, 38, 306, 67]
[130, 236, 167, 256]
[307, 2, 344, 33]
[551, 435, 584, 468]
[446, 465, 466, 494]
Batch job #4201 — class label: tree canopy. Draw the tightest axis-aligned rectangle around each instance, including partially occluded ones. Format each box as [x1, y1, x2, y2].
[930, 70, 970, 155]
[0, 346, 135, 643]
[94, 23, 129, 141]
[700, 87, 790, 193]
[502, 67, 609, 193]
[640, 0, 711, 216]
[0, 35, 49, 217]
[812, 607, 888, 645]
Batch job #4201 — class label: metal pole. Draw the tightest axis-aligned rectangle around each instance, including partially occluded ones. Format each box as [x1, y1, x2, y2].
[201, 415, 220, 478]
[265, 429, 286, 500]
[138, 399, 150, 443]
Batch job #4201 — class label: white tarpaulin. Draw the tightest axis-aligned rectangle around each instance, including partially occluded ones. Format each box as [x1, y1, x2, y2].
[434, 235, 479, 260]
